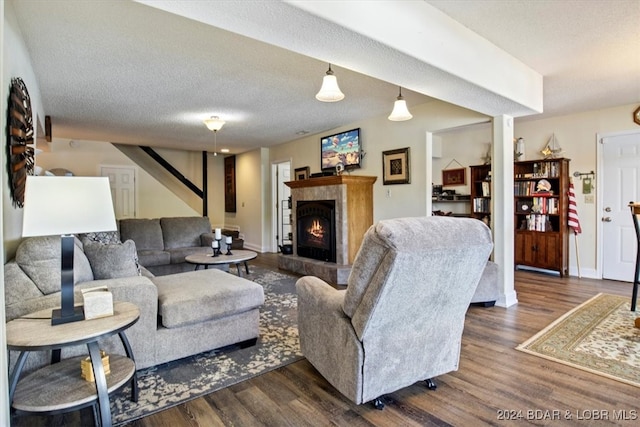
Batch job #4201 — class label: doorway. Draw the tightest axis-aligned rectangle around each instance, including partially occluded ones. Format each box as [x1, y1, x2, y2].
[600, 130, 640, 281]
[271, 160, 291, 253]
[101, 165, 136, 219]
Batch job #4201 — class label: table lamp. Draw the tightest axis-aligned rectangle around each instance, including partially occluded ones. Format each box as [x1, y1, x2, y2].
[22, 176, 117, 325]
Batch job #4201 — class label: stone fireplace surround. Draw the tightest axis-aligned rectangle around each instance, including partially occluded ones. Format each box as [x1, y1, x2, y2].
[279, 175, 376, 285]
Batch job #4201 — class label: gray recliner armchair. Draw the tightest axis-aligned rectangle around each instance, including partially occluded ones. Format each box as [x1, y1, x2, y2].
[296, 216, 493, 408]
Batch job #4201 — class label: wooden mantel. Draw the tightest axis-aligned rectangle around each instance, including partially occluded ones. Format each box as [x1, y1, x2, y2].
[285, 175, 377, 190]
[285, 175, 376, 266]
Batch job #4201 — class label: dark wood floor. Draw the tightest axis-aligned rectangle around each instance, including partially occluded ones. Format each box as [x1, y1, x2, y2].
[13, 253, 640, 426]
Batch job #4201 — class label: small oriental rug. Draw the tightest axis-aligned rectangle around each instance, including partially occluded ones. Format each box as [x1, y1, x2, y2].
[516, 293, 640, 388]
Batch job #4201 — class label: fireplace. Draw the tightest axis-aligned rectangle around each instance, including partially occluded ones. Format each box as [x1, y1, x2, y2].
[296, 200, 336, 262]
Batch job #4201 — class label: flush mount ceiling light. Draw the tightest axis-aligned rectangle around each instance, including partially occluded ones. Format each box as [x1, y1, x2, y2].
[204, 116, 225, 131]
[388, 86, 413, 121]
[315, 64, 345, 102]
[204, 116, 226, 156]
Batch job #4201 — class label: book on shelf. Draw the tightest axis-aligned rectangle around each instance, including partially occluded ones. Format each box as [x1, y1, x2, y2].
[514, 160, 561, 179]
[519, 214, 553, 232]
[473, 197, 490, 213]
[514, 182, 556, 196]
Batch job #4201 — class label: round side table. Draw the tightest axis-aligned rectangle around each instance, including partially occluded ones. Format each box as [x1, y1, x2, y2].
[6, 301, 140, 427]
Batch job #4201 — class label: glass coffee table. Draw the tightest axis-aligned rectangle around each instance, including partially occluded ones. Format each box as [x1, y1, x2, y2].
[185, 250, 258, 276]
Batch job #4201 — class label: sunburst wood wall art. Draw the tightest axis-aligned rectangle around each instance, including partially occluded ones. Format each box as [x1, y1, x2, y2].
[6, 77, 35, 207]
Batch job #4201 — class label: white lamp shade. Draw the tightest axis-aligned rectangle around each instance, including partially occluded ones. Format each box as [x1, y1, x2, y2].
[204, 116, 225, 131]
[316, 75, 345, 102]
[388, 99, 413, 121]
[22, 176, 117, 237]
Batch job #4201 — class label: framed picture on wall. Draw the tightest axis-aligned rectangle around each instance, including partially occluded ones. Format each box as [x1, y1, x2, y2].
[224, 156, 236, 212]
[442, 167, 466, 186]
[382, 147, 410, 185]
[295, 166, 310, 180]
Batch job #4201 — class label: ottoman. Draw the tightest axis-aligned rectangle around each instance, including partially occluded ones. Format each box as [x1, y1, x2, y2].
[150, 268, 265, 364]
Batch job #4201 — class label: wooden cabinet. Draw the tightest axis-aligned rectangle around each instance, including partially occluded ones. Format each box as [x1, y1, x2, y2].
[514, 158, 570, 276]
[469, 164, 492, 226]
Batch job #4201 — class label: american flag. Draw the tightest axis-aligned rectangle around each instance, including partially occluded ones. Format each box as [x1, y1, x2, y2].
[568, 181, 582, 234]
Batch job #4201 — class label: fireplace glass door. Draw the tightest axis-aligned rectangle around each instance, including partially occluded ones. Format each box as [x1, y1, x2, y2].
[296, 200, 336, 262]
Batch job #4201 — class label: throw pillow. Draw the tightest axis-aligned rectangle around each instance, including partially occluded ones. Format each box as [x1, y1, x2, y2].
[81, 230, 121, 245]
[83, 239, 141, 280]
[16, 236, 94, 295]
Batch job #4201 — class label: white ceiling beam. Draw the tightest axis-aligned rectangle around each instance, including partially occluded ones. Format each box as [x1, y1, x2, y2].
[135, 0, 542, 118]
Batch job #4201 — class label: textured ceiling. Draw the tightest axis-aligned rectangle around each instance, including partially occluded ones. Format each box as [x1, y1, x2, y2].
[429, 0, 640, 118]
[9, 0, 640, 153]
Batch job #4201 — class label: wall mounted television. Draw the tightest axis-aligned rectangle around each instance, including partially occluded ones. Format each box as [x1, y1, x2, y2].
[321, 128, 361, 172]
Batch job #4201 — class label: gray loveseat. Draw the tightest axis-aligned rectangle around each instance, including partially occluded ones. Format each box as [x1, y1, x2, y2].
[4, 235, 264, 373]
[118, 216, 217, 276]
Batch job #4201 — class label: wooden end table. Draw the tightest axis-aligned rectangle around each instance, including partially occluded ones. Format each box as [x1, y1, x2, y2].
[6, 301, 140, 427]
[185, 250, 258, 276]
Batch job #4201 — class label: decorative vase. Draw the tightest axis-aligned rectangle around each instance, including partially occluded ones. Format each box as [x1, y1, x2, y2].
[515, 137, 525, 161]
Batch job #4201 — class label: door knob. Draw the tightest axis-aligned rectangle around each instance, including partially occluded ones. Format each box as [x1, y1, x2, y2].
[604, 207, 612, 212]
[602, 217, 612, 222]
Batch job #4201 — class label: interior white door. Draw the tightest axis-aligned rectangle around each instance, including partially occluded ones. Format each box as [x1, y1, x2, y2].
[101, 166, 136, 219]
[271, 160, 291, 252]
[602, 132, 640, 282]
[277, 162, 291, 248]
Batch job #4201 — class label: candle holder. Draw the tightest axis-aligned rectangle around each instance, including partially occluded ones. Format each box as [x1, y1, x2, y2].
[225, 236, 233, 255]
[211, 241, 220, 257]
[215, 239, 223, 256]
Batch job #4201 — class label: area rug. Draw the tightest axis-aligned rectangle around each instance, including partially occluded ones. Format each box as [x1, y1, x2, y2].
[516, 293, 640, 388]
[111, 266, 303, 425]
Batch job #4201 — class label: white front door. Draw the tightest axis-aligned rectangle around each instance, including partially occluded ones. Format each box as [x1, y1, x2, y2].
[101, 166, 136, 219]
[601, 131, 640, 282]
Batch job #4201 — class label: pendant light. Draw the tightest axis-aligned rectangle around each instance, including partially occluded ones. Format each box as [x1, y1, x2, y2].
[204, 116, 225, 156]
[388, 87, 413, 121]
[316, 64, 345, 102]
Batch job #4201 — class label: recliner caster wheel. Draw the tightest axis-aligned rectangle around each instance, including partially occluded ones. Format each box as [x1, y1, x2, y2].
[425, 378, 437, 390]
[372, 398, 385, 410]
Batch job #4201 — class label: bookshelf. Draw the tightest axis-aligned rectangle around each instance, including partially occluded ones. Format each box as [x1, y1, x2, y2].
[470, 164, 492, 227]
[514, 158, 570, 276]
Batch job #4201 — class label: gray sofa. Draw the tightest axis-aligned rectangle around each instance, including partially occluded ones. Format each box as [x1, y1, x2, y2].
[119, 216, 219, 276]
[296, 216, 493, 407]
[4, 235, 264, 373]
[472, 260, 500, 306]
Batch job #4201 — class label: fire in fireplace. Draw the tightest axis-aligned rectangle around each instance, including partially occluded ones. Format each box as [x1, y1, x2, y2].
[296, 200, 336, 262]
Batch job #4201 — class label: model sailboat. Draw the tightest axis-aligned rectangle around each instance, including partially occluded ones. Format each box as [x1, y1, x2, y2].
[541, 133, 563, 159]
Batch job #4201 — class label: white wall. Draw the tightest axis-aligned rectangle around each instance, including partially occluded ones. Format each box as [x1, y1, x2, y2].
[269, 100, 489, 223]
[433, 123, 492, 193]
[514, 104, 639, 277]
[2, 0, 45, 260]
[424, 104, 640, 278]
[432, 123, 492, 215]
[227, 148, 270, 251]
[2, 2, 45, 422]
[1, 4, 7, 425]
[36, 140, 202, 220]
